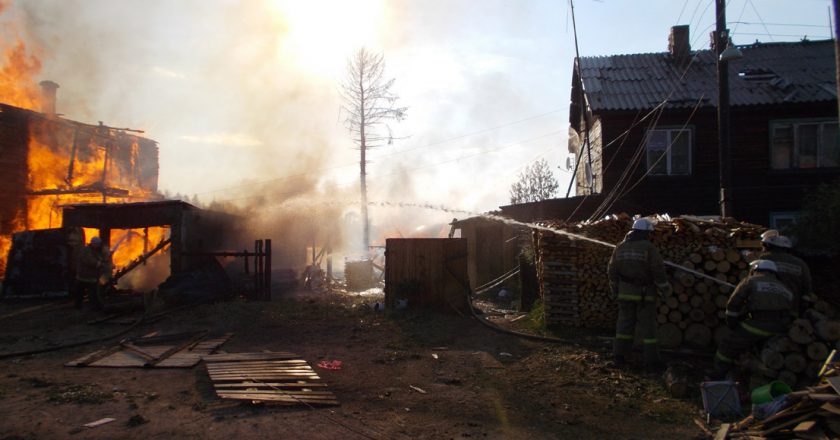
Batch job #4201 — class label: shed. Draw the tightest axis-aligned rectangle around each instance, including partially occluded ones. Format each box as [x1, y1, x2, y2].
[384, 238, 470, 314]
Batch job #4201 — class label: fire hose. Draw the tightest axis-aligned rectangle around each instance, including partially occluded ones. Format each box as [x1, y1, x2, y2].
[0, 300, 204, 360]
[466, 224, 734, 353]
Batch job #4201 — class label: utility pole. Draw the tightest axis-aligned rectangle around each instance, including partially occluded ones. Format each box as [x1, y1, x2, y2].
[715, 0, 733, 218]
[833, 2, 840, 122]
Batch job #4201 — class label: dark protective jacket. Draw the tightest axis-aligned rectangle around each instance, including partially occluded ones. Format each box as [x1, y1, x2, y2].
[76, 245, 104, 283]
[607, 232, 668, 301]
[758, 250, 813, 306]
[725, 272, 794, 335]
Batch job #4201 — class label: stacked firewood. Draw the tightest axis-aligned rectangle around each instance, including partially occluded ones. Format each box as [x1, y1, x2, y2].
[533, 214, 765, 347]
[720, 354, 840, 439]
[742, 302, 840, 390]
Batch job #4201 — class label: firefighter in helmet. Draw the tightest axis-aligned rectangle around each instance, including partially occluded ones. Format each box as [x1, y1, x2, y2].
[758, 230, 814, 316]
[710, 259, 794, 379]
[73, 236, 107, 311]
[608, 218, 672, 369]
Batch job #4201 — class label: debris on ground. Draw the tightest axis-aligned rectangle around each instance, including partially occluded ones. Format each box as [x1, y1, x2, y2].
[719, 356, 840, 438]
[316, 360, 343, 370]
[203, 351, 339, 406]
[65, 331, 232, 368]
[83, 417, 116, 428]
[126, 414, 149, 427]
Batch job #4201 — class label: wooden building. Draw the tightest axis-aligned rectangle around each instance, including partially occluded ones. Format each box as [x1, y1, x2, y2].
[0, 82, 158, 276]
[501, 26, 839, 228]
[449, 216, 522, 290]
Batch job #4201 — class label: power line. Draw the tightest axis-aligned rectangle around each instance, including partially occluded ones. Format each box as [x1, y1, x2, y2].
[731, 0, 750, 35]
[211, 130, 564, 205]
[193, 108, 563, 196]
[733, 32, 831, 39]
[731, 21, 831, 28]
[676, 0, 692, 25]
[747, 0, 774, 42]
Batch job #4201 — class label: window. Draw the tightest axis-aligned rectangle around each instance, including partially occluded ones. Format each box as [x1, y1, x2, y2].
[645, 128, 692, 175]
[771, 120, 840, 169]
[769, 212, 799, 233]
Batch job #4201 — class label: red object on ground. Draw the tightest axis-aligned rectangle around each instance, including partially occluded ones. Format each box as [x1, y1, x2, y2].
[317, 360, 343, 370]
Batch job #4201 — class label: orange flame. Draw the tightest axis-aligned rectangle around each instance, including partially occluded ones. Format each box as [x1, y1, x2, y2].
[0, 41, 41, 110]
[0, 23, 161, 278]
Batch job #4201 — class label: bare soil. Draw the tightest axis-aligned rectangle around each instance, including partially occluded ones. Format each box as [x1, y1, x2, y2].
[0, 290, 709, 439]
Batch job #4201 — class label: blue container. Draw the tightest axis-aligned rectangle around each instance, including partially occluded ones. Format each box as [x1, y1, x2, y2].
[700, 380, 742, 419]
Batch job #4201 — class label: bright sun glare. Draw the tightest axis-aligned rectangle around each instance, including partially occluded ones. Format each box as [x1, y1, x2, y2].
[270, 0, 385, 78]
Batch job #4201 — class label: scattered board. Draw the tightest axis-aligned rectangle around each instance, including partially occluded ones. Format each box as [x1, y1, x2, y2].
[204, 352, 338, 406]
[66, 331, 232, 368]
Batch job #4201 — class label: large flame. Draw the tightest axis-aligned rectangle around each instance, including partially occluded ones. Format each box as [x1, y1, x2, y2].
[0, 23, 162, 279]
[0, 41, 41, 109]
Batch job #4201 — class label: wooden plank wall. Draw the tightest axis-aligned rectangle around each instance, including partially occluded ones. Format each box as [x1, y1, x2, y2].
[384, 238, 470, 314]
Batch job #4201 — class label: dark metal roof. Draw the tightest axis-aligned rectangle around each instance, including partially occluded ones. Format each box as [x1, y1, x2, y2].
[579, 39, 836, 112]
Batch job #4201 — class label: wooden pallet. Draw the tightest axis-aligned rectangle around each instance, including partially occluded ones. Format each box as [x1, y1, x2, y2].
[203, 352, 339, 406]
[66, 332, 232, 368]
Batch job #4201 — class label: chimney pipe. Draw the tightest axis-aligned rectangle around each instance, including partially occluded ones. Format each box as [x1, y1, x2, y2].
[669, 25, 691, 63]
[38, 80, 59, 116]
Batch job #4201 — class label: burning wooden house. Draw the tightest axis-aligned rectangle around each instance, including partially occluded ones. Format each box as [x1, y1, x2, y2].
[0, 81, 159, 278]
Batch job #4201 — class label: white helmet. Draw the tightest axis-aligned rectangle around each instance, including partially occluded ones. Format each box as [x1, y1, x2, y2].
[632, 218, 654, 231]
[761, 234, 792, 249]
[89, 236, 102, 246]
[760, 229, 779, 240]
[750, 259, 778, 273]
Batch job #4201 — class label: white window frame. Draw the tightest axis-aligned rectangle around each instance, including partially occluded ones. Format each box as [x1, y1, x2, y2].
[770, 119, 840, 170]
[769, 211, 799, 232]
[644, 128, 693, 176]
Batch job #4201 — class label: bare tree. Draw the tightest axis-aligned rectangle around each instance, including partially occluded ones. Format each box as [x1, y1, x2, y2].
[340, 48, 406, 252]
[509, 159, 560, 204]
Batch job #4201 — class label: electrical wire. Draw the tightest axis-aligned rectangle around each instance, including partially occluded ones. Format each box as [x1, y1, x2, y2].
[194, 108, 563, 197]
[747, 0, 775, 42]
[600, 96, 706, 218]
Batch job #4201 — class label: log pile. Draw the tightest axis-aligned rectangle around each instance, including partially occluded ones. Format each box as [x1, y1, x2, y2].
[720, 354, 840, 439]
[533, 214, 765, 347]
[742, 303, 840, 390]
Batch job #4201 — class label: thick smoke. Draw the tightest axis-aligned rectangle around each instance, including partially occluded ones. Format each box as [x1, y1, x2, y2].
[3, 0, 567, 280]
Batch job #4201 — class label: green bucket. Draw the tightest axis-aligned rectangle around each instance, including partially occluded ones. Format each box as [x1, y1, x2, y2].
[751, 380, 792, 405]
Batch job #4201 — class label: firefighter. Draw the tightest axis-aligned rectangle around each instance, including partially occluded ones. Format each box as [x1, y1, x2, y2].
[759, 232, 814, 316]
[73, 236, 107, 311]
[608, 218, 672, 369]
[710, 260, 794, 379]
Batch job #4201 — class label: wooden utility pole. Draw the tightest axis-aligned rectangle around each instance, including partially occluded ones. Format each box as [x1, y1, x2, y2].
[833, 1, 840, 122]
[716, 0, 733, 218]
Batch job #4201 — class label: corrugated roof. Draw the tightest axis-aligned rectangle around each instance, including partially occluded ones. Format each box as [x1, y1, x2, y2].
[579, 39, 836, 112]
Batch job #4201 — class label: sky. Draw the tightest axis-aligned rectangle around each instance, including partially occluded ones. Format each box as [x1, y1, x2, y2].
[0, 0, 834, 235]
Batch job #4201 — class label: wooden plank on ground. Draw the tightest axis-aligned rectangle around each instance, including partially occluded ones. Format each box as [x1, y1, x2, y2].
[201, 352, 300, 362]
[204, 354, 338, 406]
[65, 332, 231, 368]
[714, 423, 730, 440]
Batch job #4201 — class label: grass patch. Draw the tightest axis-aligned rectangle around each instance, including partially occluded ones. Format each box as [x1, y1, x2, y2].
[527, 299, 545, 333]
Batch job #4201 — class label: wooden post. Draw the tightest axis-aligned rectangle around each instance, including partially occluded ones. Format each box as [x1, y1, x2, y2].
[170, 214, 182, 274]
[99, 228, 111, 250]
[264, 239, 271, 301]
[143, 227, 149, 264]
[243, 249, 249, 275]
[716, 0, 733, 217]
[254, 240, 262, 300]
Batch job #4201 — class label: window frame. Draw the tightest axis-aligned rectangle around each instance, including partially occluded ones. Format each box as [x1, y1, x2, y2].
[769, 118, 840, 170]
[768, 211, 799, 233]
[644, 126, 694, 176]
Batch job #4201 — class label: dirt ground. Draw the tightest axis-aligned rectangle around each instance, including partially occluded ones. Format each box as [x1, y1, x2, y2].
[0, 289, 711, 440]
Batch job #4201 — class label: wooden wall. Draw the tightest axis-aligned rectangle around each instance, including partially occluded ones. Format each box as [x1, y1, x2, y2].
[384, 238, 470, 314]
